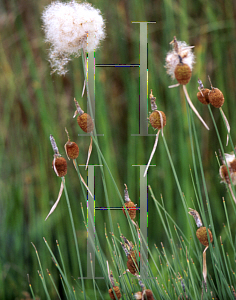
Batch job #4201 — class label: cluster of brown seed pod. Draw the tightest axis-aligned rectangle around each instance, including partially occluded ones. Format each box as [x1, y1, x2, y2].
[50, 129, 80, 177]
[51, 98, 93, 178]
[197, 78, 225, 108]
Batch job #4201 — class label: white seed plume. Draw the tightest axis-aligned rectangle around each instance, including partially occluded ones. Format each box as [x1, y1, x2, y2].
[224, 153, 235, 165]
[42, 1, 105, 74]
[165, 40, 195, 80]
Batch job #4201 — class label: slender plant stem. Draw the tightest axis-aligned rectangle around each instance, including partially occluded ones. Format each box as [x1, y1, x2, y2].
[62, 177, 86, 300]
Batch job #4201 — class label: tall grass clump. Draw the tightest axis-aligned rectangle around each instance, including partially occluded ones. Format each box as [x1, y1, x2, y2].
[1, 0, 236, 299]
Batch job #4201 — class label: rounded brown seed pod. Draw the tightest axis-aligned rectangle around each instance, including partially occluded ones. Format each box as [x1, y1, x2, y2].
[108, 286, 121, 300]
[196, 227, 213, 247]
[127, 250, 139, 275]
[219, 161, 236, 185]
[174, 63, 192, 85]
[77, 113, 94, 133]
[230, 159, 236, 172]
[149, 111, 166, 130]
[197, 88, 210, 105]
[53, 157, 67, 177]
[123, 201, 136, 220]
[65, 141, 79, 159]
[208, 88, 224, 108]
[143, 289, 154, 300]
[219, 165, 230, 184]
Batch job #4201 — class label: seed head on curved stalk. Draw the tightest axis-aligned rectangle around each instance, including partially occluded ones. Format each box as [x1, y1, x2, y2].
[165, 37, 209, 130]
[144, 90, 166, 177]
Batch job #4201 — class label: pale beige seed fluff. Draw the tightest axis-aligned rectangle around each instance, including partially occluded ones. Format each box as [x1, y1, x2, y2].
[224, 153, 235, 165]
[42, 1, 105, 74]
[165, 40, 195, 80]
[219, 152, 236, 185]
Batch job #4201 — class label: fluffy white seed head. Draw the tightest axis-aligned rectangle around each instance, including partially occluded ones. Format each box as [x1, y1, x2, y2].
[42, 1, 105, 74]
[224, 153, 235, 165]
[165, 39, 195, 80]
[134, 292, 142, 300]
[219, 152, 236, 185]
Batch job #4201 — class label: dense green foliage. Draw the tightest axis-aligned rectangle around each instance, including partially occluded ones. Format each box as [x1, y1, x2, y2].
[1, 0, 236, 299]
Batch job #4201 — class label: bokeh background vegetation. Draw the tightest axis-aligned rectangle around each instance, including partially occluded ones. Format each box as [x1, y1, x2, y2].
[1, 0, 236, 298]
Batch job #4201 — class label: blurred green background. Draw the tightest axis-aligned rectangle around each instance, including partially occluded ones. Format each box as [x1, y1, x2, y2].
[1, 0, 236, 298]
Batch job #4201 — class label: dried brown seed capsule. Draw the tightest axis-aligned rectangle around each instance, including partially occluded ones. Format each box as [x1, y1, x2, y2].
[219, 165, 230, 184]
[65, 141, 79, 159]
[135, 289, 154, 300]
[196, 227, 213, 247]
[127, 250, 139, 275]
[143, 289, 154, 300]
[53, 157, 67, 177]
[197, 88, 210, 105]
[77, 113, 94, 133]
[123, 201, 136, 220]
[108, 286, 121, 300]
[123, 184, 136, 220]
[230, 159, 236, 172]
[174, 63, 192, 85]
[208, 88, 224, 108]
[219, 159, 236, 185]
[149, 111, 166, 130]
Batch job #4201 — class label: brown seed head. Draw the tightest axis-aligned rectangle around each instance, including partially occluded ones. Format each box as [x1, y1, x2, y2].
[208, 88, 224, 108]
[123, 201, 136, 220]
[149, 111, 166, 130]
[108, 286, 121, 300]
[53, 157, 67, 177]
[143, 289, 154, 300]
[77, 113, 94, 133]
[219, 165, 230, 184]
[65, 141, 79, 159]
[127, 250, 139, 275]
[229, 160, 236, 185]
[174, 63, 192, 85]
[196, 227, 213, 247]
[230, 159, 236, 173]
[197, 88, 210, 105]
[220, 161, 236, 185]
